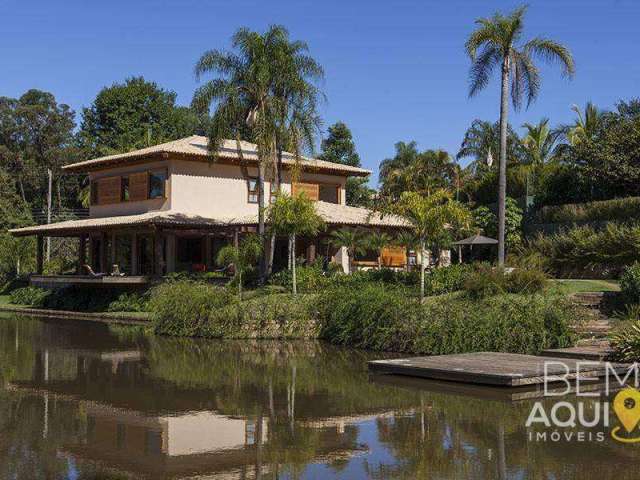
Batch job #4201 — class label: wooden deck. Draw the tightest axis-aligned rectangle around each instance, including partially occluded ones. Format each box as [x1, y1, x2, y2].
[30, 274, 150, 288]
[368, 352, 629, 387]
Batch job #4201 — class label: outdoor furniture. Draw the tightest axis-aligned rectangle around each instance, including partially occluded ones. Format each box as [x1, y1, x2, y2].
[452, 234, 498, 263]
[83, 264, 106, 277]
[110, 265, 126, 277]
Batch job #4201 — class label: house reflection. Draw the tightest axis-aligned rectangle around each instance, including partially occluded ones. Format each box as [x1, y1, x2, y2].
[10, 341, 369, 479]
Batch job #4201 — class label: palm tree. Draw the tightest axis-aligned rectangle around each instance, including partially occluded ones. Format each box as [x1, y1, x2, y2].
[566, 102, 602, 146]
[456, 119, 522, 174]
[394, 230, 421, 271]
[329, 228, 367, 274]
[379, 142, 454, 200]
[267, 193, 324, 294]
[395, 190, 471, 302]
[520, 118, 560, 197]
[216, 234, 263, 299]
[193, 26, 323, 281]
[366, 231, 393, 269]
[466, 5, 574, 265]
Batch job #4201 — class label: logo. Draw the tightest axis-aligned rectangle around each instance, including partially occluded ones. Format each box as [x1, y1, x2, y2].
[611, 387, 640, 443]
[525, 361, 640, 444]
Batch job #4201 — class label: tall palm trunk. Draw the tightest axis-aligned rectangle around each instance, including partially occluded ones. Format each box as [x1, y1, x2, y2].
[257, 162, 267, 282]
[497, 56, 510, 266]
[290, 234, 297, 295]
[420, 239, 426, 302]
[267, 144, 283, 276]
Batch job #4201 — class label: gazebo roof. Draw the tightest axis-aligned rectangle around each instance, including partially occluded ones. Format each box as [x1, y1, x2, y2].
[452, 234, 498, 246]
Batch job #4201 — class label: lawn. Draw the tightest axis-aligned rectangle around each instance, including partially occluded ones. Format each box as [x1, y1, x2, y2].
[551, 279, 620, 295]
[0, 295, 11, 305]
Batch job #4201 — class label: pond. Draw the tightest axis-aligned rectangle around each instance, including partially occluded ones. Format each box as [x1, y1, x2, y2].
[0, 313, 638, 479]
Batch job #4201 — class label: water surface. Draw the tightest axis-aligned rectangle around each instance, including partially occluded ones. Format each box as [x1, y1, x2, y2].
[0, 314, 638, 479]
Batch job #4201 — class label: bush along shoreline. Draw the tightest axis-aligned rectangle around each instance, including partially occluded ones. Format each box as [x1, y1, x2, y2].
[4, 264, 578, 356]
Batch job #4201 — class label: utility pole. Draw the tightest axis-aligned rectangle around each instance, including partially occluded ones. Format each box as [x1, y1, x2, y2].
[46, 168, 52, 262]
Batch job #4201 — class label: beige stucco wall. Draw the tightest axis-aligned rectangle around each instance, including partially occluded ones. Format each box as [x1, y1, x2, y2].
[89, 160, 171, 218]
[169, 159, 348, 218]
[88, 158, 349, 220]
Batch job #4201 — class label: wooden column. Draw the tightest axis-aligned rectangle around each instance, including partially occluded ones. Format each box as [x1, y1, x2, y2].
[154, 230, 165, 276]
[131, 233, 138, 275]
[36, 235, 44, 274]
[99, 233, 108, 274]
[204, 234, 212, 270]
[77, 235, 87, 274]
[165, 233, 175, 273]
[234, 229, 239, 249]
[110, 232, 117, 270]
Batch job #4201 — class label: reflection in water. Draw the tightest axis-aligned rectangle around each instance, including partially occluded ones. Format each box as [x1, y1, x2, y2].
[0, 314, 639, 479]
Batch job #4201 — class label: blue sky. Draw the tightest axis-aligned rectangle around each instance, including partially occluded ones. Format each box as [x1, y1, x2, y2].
[2, 0, 639, 182]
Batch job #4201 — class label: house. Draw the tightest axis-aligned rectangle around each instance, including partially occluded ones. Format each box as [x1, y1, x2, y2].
[10, 135, 408, 286]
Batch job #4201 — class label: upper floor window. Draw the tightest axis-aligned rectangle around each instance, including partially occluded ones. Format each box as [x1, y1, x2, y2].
[121, 176, 130, 201]
[148, 171, 166, 199]
[270, 182, 279, 204]
[247, 178, 259, 204]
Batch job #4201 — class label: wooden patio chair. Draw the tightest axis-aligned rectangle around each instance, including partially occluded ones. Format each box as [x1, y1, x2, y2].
[83, 264, 106, 277]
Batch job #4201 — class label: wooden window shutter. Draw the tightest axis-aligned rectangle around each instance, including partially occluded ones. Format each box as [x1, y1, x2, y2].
[97, 177, 121, 205]
[292, 182, 319, 201]
[129, 172, 149, 201]
[381, 246, 406, 267]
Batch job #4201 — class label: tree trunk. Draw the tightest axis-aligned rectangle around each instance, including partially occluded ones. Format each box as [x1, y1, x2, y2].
[291, 234, 297, 295]
[238, 271, 243, 300]
[377, 252, 382, 270]
[257, 162, 267, 282]
[267, 145, 283, 277]
[497, 57, 510, 266]
[420, 239, 426, 303]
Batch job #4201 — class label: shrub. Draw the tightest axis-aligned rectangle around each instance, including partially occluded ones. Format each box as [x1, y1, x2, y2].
[536, 196, 640, 225]
[506, 268, 548, 294]
[523, 223, 640, 278]
[424, 264, 473, 295]
[9, 286, 50, 307]
[150, 280, 236, 336]
[270, 263, 330, 292]
[209, 293, 320, 338]
[318, 283, 575, 355]
[107, 292, 149, 312]
[620, 263, 640, 304]
[463, 265, 506, 299]
[610, 320, 640, 362]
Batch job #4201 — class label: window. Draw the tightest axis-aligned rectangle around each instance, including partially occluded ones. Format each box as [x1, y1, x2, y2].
[121, 176, 130, 201]
[270, 182, 279, 204]
[148, 171, 166, 199]
[247, 178, 259, 204]
[319, 184, 339, 204]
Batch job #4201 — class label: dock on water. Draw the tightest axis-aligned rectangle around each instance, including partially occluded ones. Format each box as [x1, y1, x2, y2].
[368, 352, 628, 387]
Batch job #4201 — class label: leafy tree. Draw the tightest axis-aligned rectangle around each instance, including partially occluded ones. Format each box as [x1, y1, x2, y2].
[320, 122, 360, 166]
[395, 190, 472, 301]
[0, 90, 78, 209]
[80, 76, 203, 156]
[366, 231, 393, 269]
[267, 193, 324, 294]
[0, 169, 35, 279]
[473, 197, 523, 250]
[320, 122, 373, 206]
[329, 228, 368, 274]
[216, 234, 263, 299]
[521, 118, 558, 166]
[466, 5, 574, 265]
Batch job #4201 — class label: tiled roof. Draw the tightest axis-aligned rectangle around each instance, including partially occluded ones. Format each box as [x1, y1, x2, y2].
[62, 135, 371, 177]
[10, 202, 409, 237]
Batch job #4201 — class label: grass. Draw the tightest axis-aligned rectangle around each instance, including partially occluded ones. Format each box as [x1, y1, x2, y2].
[0, 295, 11, 305]
[550, 279, 620, 294]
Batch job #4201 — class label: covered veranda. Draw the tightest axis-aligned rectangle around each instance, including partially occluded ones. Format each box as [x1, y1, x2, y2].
[10, 205, 410, 286]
